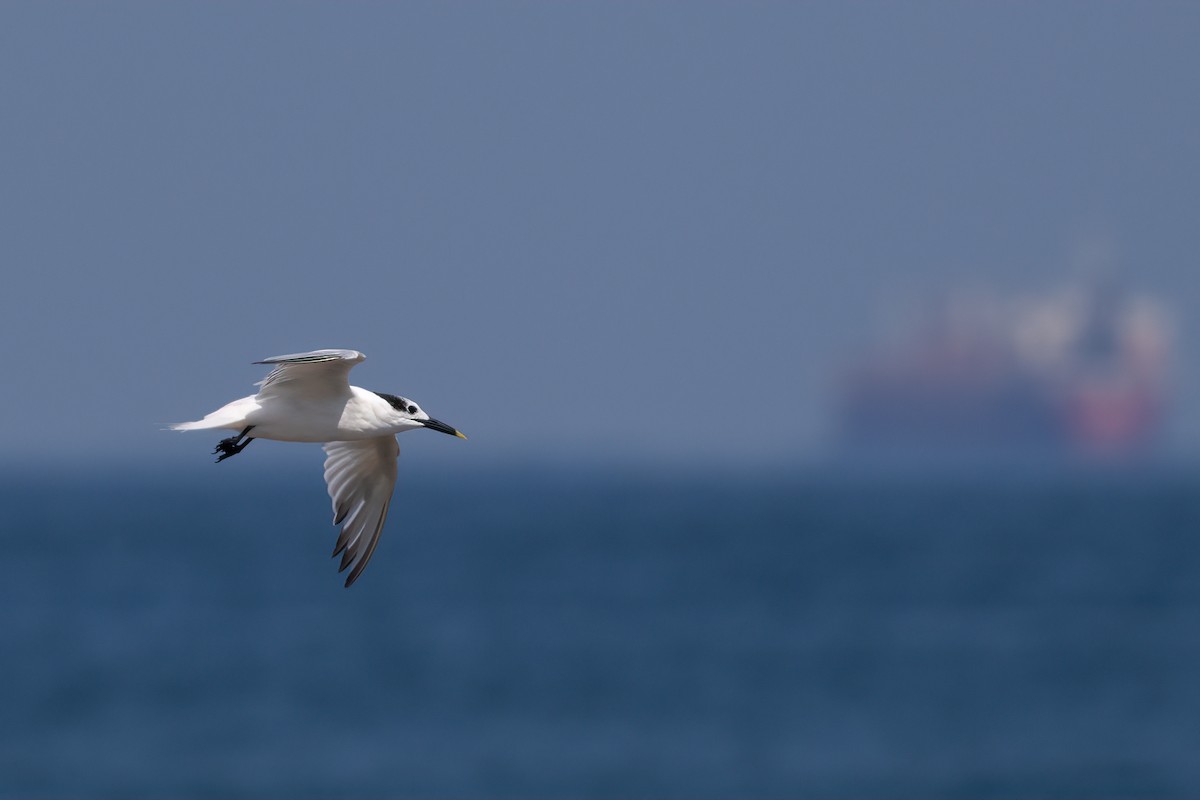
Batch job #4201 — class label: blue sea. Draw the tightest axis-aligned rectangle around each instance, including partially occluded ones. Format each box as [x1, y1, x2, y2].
[4, 461, 1200, 797]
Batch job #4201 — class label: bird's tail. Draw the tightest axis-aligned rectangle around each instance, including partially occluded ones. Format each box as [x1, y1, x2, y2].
[169, 397, 257, 432]
[169, 419, 221, 431]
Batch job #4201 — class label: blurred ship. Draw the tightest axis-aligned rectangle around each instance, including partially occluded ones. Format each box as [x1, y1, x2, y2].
[837, 281, 1172, 461]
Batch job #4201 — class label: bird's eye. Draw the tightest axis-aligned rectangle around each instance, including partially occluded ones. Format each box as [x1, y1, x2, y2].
[408, 405, 418, 414]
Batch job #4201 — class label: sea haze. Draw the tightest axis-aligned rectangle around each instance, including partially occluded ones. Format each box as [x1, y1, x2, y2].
[2, 463, 1200, 795]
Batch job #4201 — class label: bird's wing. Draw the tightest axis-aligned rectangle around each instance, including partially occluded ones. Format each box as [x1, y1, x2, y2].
[253, 349, 365, 398]
[322, 435, 400, 587]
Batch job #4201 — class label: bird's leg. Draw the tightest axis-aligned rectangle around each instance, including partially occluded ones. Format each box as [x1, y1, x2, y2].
[213, 426, 255, 463]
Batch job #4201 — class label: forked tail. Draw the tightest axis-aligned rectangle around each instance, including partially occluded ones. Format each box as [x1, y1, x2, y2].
[169, 396, 257, 432]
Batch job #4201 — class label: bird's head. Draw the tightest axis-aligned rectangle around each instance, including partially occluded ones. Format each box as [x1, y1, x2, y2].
[376, 392, 467, 438]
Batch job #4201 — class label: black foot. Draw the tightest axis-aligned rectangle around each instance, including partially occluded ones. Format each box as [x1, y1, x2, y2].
[213, 426, 255, 463]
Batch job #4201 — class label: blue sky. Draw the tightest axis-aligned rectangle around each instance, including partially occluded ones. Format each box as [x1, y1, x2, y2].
[2, 2, 1199, 466]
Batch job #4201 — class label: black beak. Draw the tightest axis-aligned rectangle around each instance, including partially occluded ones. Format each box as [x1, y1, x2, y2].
[421, 418, 467, 439]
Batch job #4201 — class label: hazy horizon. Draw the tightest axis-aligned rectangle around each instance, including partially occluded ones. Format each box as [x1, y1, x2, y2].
[3, 2, 1199, 467]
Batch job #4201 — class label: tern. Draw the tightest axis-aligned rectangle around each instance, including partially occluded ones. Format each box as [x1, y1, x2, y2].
[172, 349, 465, 587]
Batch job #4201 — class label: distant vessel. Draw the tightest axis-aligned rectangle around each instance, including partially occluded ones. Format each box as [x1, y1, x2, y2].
[836, 281, 1171, 460]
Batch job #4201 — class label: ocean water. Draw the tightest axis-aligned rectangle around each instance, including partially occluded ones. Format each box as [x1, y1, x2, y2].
[3, 462, 1200, 797]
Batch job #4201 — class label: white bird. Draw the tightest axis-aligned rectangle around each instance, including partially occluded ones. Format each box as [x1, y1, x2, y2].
[172, 349, 466, 587]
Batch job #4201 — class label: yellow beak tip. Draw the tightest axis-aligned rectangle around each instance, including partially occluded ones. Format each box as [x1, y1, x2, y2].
[455, 431, 468, 440]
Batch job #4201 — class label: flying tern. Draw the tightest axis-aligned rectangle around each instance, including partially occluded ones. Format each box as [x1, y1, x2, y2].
[172, 349, 465, 587]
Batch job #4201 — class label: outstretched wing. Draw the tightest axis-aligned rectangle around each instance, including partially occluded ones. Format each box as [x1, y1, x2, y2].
[253, 349, 365, 399]
[322, 435, 400, 587]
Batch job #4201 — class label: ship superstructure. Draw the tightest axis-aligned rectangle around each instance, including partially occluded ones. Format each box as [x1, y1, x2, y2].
[837, 282, 1171, 460]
